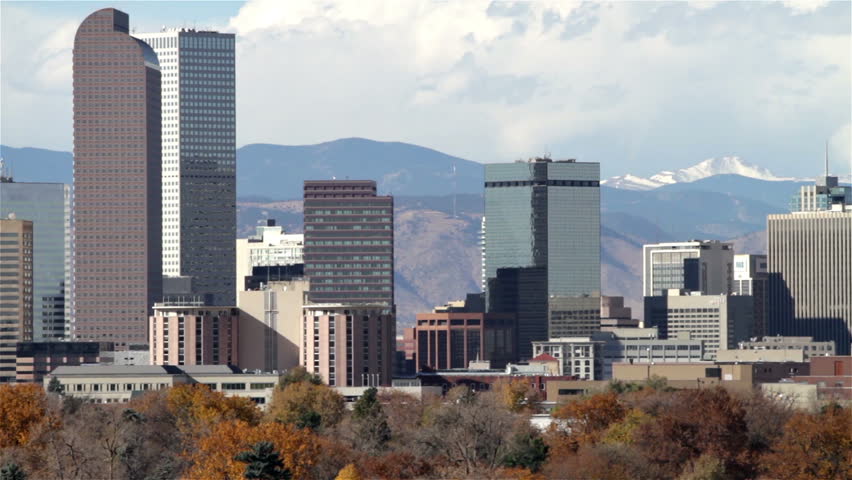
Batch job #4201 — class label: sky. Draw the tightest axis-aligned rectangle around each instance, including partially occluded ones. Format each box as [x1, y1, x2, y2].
[0, 0, 849, 178]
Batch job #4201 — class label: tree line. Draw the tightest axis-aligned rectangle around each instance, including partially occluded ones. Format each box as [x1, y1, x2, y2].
[1, 369, 849, 479]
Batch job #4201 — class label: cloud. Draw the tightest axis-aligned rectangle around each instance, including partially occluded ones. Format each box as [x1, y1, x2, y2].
[783, 0, 830, 15]
[0, 0, 849, 178]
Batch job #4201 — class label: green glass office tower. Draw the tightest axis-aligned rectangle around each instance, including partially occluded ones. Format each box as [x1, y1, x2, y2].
[0, 180, 71, 341]
[484, 158, 601, 359]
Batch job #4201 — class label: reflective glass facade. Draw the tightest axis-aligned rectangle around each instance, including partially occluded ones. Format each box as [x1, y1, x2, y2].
[135, 30, 236, 306]
[0, 182, 71, 340]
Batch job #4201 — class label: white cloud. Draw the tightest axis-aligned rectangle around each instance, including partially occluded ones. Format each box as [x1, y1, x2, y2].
[782, 0, 830, 15]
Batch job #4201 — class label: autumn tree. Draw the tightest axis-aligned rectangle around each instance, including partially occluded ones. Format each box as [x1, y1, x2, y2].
[350, 387, 391, 453]
[493, 378, 543, 413]
[549, 391, 626, 451]
[235, 441, 291, 480]
[266, 381, 344, 431]
[0, 384, 49, 448]
[761, 404, 852, 480]
[278, 366, 322, 388]
[165, 383, 260, 435]
[335, 463, 362, 480]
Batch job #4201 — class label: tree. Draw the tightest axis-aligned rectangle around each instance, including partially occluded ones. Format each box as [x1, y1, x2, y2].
[761, 404, 852, 480]
[351, 387, 391, 452]
[46, 377, 64, 395]
[0, 463, 26, 480]
[166, 383, 260, 435]
[235, 441, 291, 480]
[493, 378, 542, 413]
[550, 392, 626, 451]
[278, 366, 322, 388]
[503, 429, 549, 472]
[266, 381, 344, 431]
[0, 384, 49, 448]
[334, 464, 362, 480]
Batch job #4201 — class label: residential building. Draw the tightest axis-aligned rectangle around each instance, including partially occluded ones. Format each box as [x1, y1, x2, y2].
[72, 9, 162, 347]
[236, 219, 303, 293]
[767, 209, 852, 354]
[0, 176, 71, 340]
[149, 302, 238, 366]
[643, 240, 733, 297]
[46, 365, 279, 406]
[237, 279, 308, 373]
[734, 336, 835, 359]
[483, 158, 601, 360]
[301, 303, 395, 387]
[532, 330, 704, 380]
[0, 218, 34, 383]
[135, 29, 236, 306]
[303, 180, 394, 305]
[644, 291, 754, 360]
[15, 342, 104, 384]
[415, 308, 516, 371]
[733, 254, 768, 337]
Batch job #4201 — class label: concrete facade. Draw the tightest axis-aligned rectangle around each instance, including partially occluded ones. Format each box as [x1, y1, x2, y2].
[135, 29, 236, 306]
[735, 336, 835, 359]
[236, 220, 303, 294]
[643, 240, 733, 297]
[0, 218, 34, 383]
[149, 304, 238, 366]
[302, 303, 395, 387]
[72, 9, 162, 347]
[644, 292, 754, 360]
[237, 280, 308, 373]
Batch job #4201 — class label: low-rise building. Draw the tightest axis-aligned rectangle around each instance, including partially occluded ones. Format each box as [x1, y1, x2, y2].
[735, 336, 835, 359]
[790, 356, 851, 401]
[612, 361, 809, 392]
[15, 341, 106, 383]
[46, 364, 279, 406]
[334, 384, 443, 404]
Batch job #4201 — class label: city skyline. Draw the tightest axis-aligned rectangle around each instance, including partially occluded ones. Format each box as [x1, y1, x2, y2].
[1, 1, 850, 179]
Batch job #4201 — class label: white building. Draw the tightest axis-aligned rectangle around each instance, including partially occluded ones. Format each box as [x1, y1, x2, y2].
[236, 220, 304, 292]
[643, 240, 733, 297]
[135, 29, 237, 306]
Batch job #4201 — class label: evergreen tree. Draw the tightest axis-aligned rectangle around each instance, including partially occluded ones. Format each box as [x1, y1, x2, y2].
[0, 463, 26, 480]
[351, 387, 391, 452]
[234, 441, 291, 480]
[46, 376, 63, 395]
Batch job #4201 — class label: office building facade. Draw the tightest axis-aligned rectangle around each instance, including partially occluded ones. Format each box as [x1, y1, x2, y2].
[767, 209, 852, 354]
[0, 180, 71, 340]
[643, 240, 733, 297]
[135, 29, 236, 306]
[414, 310, 516, 371]
[72, 9, 162, 346]
[236, 219, 303, 292]
[0, 218, 34, 383]
[733, 254, 768, 337]
[302, 304, 395, 387]
[484, 158, 601, 359]
[15, 342, 103, 384]
[303, 180, 394, 305]
[644, 292, 754, 360]
[149, 303, 238, 366]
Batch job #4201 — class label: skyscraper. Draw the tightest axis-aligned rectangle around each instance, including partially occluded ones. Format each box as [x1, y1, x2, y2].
[733, 254, 768, 337]
[483, 158, 601, 359]
[72, 9, 162, 347]
[642, 240, 734, 297]
[0, 174, 71, 341]
[303, 180, 394, 305]
[0, 218, 33, 383]
[135, 29, 236, 306]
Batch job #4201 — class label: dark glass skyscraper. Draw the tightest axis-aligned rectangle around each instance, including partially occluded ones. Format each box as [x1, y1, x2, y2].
[303, 180, 394, 305]
[484, 158, 600, 359]
[72, 9, 162, 347]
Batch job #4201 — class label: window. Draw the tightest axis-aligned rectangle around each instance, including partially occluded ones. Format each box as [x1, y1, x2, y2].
[222, 383, 246, 390]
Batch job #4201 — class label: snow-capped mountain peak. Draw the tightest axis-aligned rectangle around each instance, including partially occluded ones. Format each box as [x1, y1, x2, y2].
[603, 156, 799, 191]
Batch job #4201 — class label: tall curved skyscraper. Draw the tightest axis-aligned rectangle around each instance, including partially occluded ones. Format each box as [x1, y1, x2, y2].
[72, 8, 162, 347]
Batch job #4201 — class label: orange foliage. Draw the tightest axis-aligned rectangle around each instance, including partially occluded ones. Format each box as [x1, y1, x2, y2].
[359, 451, 434, 479]
[184, 420, 321, 480]
[165, 383, 260, 433]
[0, 383, 50, 448]
[762, 405, 852, 480]
[493, 378, 542, 413]
[550, 392, 625, 451]
[496, 466, 547, 480]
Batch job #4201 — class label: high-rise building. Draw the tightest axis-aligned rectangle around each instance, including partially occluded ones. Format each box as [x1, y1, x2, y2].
[788, 173, 851, 212]
[149, 303, 238, 366]
[483, 158, 601, 359]
[303, 180, 394, 305]
[302, 303, 394, 386]
[767, 209, 852, 355]
[644, 291, 754, 360]
[0, 176, 71, 340]
[135, 29, 236, 306]
[236, 219, 303, 292]
[642, 240, 734, 297]
[0, 218, 34, 383]
[72, 9, 162, 347]
[733, 254, 768, 337]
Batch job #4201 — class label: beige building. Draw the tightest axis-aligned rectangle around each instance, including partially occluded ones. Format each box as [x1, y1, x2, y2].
[0, 218, 34, 383]
[236, 220, 303, 293]
[302, 303, 395, 387]
[767, 209, 852, 355]
[47, 364, 279, 407]
[734, 336, 835, 359]
[238, 280, 308, 372]
[715, 349, 806, 363]
[644, 291, 754, 360]
[612, 362, 808, 391]
[149, 303, 238, 366]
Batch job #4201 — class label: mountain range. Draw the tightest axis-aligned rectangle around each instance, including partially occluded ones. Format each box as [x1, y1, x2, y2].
[3, 139, 840, 324]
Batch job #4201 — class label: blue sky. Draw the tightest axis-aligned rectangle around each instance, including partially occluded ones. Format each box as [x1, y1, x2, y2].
[1, 0, 849, 178]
